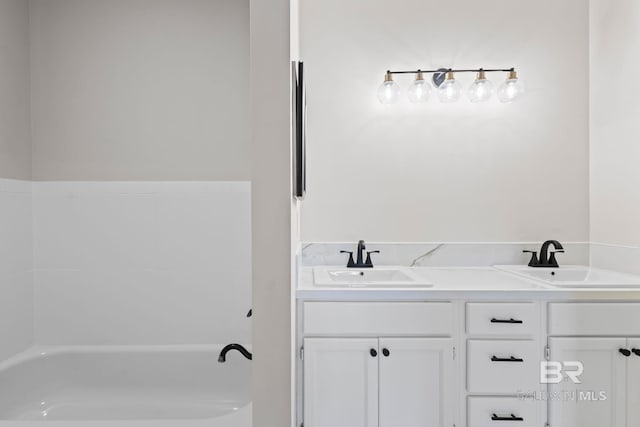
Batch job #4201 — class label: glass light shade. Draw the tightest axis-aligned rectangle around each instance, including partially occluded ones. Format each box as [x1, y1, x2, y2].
[497, 72, 525, 103]
[377, 75, 400, 104]
[437, 73, 462, 103]
[468, 73, 494, 103]
[407, 74, 432, 103]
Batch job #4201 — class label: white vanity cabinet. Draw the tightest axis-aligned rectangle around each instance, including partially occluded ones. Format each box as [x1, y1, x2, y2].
[301, 302, 455, 427]
[378, 338, 454, 427]
[303, 337, 454, 427]
[547, 337, 626, 427]
[298, 299, 640, 427]
[303, 338, 379, 427]
[464, 302, 543, 427]
[626, 338, 640, 426]
[547, 303, 640, 427]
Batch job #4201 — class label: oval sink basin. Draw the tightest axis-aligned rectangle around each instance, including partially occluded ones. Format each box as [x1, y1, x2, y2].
[313, 266, 433, 288]
[496, 265, 640, 288]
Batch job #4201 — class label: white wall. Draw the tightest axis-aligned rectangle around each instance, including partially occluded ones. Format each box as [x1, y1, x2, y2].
[33, 182, 251, 345]
[29, 0, 250, 181]
[0, 179, 33, 361]
[0, 0, 31, 180]
[24, 0, 253, 347]
[300, 0, 590, 243]
[0, 0, 34, 362]
[590, 0, 640, 247]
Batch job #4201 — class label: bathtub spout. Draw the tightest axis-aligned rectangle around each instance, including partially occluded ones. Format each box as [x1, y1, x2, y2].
[218, 344, 252, 363]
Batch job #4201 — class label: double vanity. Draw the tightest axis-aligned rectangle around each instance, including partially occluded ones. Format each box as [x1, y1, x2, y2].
[295, 242, 640, 427]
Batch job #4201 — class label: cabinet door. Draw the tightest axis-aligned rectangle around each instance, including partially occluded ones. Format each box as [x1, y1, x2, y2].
[379, 338, 454, 427]
[303, 338, 379, 427]
[627, 338, 640, 426]
[548, 337, 626, 427]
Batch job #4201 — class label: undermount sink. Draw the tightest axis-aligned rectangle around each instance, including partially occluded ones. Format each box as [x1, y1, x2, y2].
[313, 266, 433, 288]
[496, 265, 640, 288]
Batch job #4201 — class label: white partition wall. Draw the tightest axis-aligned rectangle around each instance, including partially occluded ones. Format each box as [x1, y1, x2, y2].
[0, 0, 34, 362]
[250, 0, 296, 425]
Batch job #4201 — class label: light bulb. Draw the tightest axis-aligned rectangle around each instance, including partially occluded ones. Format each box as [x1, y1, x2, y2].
[468, 70, 494, 103]
[497, 70, 525, 103]
[407, 72, 431, 103]
[377, 72, 400, 104]
[437, 71, 462, 103]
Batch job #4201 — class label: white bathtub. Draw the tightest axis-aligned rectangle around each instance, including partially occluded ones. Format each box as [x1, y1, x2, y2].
[0, 346, 251, 427]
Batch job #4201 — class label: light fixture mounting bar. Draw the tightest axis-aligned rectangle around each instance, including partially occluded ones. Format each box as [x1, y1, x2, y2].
[386, 67, 515, 75]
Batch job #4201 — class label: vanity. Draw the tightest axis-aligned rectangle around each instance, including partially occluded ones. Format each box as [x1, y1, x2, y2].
[295, 246, 640, 427]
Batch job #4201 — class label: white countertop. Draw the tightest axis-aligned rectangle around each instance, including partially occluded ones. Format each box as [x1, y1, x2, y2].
[297, 266, 640, 301]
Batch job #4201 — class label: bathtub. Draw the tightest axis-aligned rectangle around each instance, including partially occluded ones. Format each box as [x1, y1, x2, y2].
[0, 345, 251, 427]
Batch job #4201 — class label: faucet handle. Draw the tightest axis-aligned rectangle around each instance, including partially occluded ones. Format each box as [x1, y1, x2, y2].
[340, 251, 356, 268]
[548, 251, 563, 268]
[365, 251, 380, 268]
[523, 250, 539, 267]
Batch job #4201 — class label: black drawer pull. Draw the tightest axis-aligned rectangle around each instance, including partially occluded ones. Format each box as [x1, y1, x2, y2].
[491, 317, 523, 324]
[492, 413, 524, 422]
[491, 355, 524, 362]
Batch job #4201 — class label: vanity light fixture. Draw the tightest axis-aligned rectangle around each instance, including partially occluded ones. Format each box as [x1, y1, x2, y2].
[437, 70, 462, 103]
[497, 69, 525, 103]
[376, 71, 401, 104]
[407, 71, 431, 103]
[468, 69, 495, 103]
[377, 67, 523, 104]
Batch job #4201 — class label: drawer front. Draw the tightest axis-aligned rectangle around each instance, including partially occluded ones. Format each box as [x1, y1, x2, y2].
[467, 340, 541, 393]
[468, 397, 540, 427]
[549, 303, 640, 335]
[467, 303, 539, 336]
[303, 302, 453, 336]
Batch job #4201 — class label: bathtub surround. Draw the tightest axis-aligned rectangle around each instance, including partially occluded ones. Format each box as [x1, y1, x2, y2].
[32, 181, 251, 346]
[0, 179, 34, 362]
[299, 0, 590, 243]
[0, 180, 251, 358]
[0, 0, 31, 180]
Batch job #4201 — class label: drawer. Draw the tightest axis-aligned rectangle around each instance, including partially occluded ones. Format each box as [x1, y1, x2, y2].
[467, 340, 541, 393]
[468, 397, 540, 427]
[466, 303, 539, 336]
[549, 303, 640, 335]
[303, 302, 453, 336]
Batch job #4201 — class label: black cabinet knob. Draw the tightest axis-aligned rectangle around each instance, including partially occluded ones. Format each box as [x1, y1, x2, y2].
[382, 348, 390, 357]
[370, 349, 377, 357]
[632, 349, 640, 357]
[619, 348, 631, 357]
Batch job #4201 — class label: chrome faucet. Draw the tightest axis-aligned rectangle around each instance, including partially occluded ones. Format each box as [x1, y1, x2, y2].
[523, 240, 565, 268]
[340, 240, 380, 268]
